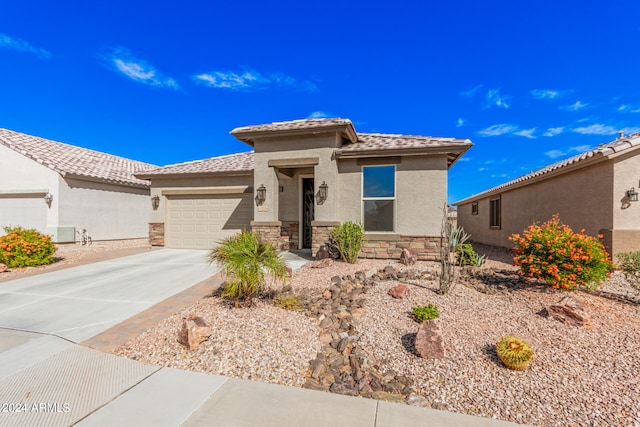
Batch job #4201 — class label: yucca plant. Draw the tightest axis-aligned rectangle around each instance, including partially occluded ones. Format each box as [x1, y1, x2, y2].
[208, 230, 289, 307]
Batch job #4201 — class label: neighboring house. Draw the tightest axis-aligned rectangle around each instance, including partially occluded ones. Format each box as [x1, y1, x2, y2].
[136, 118, 472, 259]
[455, 133, 640, 257]
[0, 128, 157, 242]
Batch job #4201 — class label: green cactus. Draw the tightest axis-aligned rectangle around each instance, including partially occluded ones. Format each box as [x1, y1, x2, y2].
[496, 336, 534, 371]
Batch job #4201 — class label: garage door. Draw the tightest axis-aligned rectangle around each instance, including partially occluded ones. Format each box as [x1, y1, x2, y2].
[166, 194, 253, 249]
[0, 197, 47, 235]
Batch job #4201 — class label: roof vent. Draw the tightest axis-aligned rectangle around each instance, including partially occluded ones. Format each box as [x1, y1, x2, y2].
[618, 130, 625, 139]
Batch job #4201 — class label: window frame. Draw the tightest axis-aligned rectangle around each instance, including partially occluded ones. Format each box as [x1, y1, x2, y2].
[489, 196, 501, 229]
[471, 202, 478, 215]
[361, 165, 396, 232]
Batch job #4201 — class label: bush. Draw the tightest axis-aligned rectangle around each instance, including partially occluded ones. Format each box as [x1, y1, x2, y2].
[330, 221, 364, 264]
[0, 226, 56, 268]
[411, 304, 439, 322]
[509, 215, 613, 290]
[273, 293, 303, 311]
[456, 243, 480, 266]
[617, 250, 640, 280]
[496, 336, 534, 371]
[208, 230, 289, 307]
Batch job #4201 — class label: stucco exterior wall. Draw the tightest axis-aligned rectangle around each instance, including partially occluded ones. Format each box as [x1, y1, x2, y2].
[612, 150, 640, 230]
[58, 178, 150, 241]
[458, 160, 614, 249]
[0, 144, 60, 235]
[337, 155, 448, 236]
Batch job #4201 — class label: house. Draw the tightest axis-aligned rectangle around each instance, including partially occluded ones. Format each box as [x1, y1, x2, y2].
[136, 118, 472, 259]
[0, 128, 157, 242]
[455, 133, 640, 257]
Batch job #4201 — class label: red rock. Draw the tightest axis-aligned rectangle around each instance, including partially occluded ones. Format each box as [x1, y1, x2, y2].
[0, 263, 7, 273]
[310, 258, 334, 268]
[547, 296, 592, 327]
[177, 314, 212, 350]
[415, 319, 445, 359]
[286, 267, 293, 278]
[399, 248, 416, 266]
[388, 284, 410, 299]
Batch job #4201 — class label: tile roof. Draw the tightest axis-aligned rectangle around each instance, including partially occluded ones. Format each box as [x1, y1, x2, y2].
[136, 152, 254, 177]
[0, 128, 156, 188]
[455, 132, 640, 205]
[231, 118, 354, 134]
[344, 133, 471, 151]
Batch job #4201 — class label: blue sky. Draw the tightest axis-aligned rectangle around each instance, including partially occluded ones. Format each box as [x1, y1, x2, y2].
[2, 1, 639, 203]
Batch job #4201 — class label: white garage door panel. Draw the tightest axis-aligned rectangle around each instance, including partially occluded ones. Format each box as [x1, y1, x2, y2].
[166, 194, 253, 249]
[0, 197, 47, 234]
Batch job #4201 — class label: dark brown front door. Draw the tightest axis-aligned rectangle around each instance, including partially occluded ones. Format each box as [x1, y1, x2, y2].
[302, 178, 314, 249]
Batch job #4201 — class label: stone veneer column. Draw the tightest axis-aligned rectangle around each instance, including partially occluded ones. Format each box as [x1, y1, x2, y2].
[149, 223, 165, 246]
[251, 221, 288, 250]
[311, 221, 341, 259]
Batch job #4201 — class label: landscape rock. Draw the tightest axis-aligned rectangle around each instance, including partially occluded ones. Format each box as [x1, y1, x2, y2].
[547, 296, 592, 327]
[415, 319, 445, 359]
[399, 248, 416, 266]
[0, 263, 7, 273]
[310, 258, 334, 269]
[388, 284, 410, 299]
[316, 245, 330, 260]
[177, 314, 213, 350]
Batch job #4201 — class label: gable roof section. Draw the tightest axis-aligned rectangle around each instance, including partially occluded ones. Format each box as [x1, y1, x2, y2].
[455, 133, 640, 205]
[231, 118, 358, 146]
[135, 152, 254, 178]
[0, 128, 156, 189]
[337, 133, 472, 167]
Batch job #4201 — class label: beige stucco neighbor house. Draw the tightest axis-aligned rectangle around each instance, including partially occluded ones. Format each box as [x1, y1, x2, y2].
[137, 118, 472, 259]
[0, 128, 156, 242]
[455, 133, 640, 257]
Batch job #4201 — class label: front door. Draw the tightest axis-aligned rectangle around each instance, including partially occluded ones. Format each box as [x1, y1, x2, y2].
[302, 178, 315, 249]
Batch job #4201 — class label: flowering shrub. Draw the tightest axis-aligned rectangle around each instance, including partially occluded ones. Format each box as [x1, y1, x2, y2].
[0, 226, 57, 268]
[509, 215, 613, 290]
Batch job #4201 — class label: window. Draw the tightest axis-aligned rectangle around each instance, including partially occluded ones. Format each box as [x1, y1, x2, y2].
[489, 197, 501, 228]
[471, 202, 478, 215]
[363, 165, 395, 231]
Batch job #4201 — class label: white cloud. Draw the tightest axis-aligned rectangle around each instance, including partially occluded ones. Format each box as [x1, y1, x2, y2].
[193, 68, 317, 92]
[477, 124, 518, 137]
[618, 104, 640, 113]
[457, 157, 471, 162]
[622, 126, 640, 135]
[460, 84, 483, 97]
[545, 149, 566, 159]
[484, 89, 510, 109]
[456, 118, 465, 127]
[544, 144, 593, 159]
[531, 89, 561, 100]
[0, 32, 51, 59]
[513, 128, 537, 139]
[543, 126, 565, 137]
[103, 47, 178, 89]
[563, 101, 589, 111]
[572, 124, 616, 135]
[307, 111, 333, 119]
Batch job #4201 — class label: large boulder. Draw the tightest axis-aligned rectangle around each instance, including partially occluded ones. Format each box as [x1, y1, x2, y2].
[177, 314, 212, 350]
[415, 319, 445, 359]
[546, 296, 592, 327]
[399, 248, 416, 266]
[310, 258, 334, 268]
[388, 284, 410, 299]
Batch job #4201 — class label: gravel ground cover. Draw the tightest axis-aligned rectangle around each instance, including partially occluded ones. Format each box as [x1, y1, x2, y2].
[114, 246, 640, 427]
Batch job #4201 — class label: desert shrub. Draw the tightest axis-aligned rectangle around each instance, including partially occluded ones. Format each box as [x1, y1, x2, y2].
[496, 336, 534, 371]
[273, 293, 303, 311]
[617, 250, 640, 280]
[509, 215, 613, 290]
[0, 226, 56, 268]
[208, 230, 288, 307]
[411, 304, 439, 322]
[456, 243, 478, 266]
[330, 221, 364, 264]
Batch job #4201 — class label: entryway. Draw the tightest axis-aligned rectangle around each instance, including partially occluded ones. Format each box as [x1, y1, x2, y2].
[302, 178, 314, 249]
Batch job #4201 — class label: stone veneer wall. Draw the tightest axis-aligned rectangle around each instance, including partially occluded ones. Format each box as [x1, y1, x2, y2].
[149, 222, 165, 246]
[252, 223, 290, 251]
[361, 236, 441, 261]
[311, 223, 338, 258]
[281, 221, 299, 251]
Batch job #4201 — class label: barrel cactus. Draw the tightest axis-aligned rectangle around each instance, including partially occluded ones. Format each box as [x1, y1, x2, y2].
[496, 336, 534, 371]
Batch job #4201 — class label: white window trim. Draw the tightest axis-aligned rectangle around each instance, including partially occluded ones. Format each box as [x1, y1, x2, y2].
[361, 165, 396, 233]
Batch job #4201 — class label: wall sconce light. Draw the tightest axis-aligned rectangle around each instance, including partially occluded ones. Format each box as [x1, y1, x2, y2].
[44, 192, 53, 207]
[256, 184, 267, 206]
[151, 195, 160, 210]
[318, 181, 328, 202]
[627, 187, 639, 202]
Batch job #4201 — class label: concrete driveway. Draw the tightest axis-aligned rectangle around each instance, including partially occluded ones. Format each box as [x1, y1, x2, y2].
[0, 249, 219, 342]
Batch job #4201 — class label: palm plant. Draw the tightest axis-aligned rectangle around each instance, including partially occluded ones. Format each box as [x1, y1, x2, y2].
[208, 230, 289, 307]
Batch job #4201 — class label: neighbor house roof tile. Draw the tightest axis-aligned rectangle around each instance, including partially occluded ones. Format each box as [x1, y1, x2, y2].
[455, 133, 640, 205]
[0, 128, 156, 188]
[136, 152, 254, 177]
